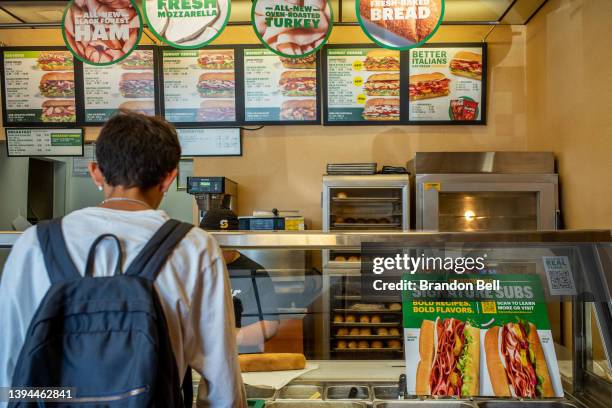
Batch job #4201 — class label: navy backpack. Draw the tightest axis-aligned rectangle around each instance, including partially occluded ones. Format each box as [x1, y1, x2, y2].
[10, 218, 194, 407]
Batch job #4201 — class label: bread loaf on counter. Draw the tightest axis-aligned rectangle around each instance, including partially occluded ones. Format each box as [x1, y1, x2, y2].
[239, 353, 306, 372]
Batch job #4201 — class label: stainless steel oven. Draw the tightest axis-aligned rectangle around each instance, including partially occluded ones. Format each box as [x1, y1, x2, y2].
[410, 152, 559, 231]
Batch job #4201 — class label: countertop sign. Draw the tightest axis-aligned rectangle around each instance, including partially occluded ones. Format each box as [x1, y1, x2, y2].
[62, 0, 143, 66]
[144, 0, 230, 49]
[357, 0, 444, 50]
[252, 0, 333, 58]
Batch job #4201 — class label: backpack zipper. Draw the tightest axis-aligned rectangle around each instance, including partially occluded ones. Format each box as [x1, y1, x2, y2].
[64, 387, 147, 403]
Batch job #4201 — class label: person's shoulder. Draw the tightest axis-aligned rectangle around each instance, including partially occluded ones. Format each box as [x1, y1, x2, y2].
[176, 226, 224, 263]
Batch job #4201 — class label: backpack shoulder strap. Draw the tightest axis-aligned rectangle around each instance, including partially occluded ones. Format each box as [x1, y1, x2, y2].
[36, 218, 81, 284]
[125, 219, 193, 281]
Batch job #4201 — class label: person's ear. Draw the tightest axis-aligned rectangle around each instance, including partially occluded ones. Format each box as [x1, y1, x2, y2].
[160, 168, 178, 194]
[88, 162, 105, 191]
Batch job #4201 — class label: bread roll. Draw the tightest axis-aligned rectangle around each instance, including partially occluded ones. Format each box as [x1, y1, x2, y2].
[336, 192, 347, 198]
[388, 340, 401, 349]
[358, 341, 369, 349]
[348, 256, 360, 262]
[335, 217, 345, 223]
[359, 315, 370, 323]
[337, 341, 347, 349]
[389, 328, 400, 336]
[388, 303, 402, 311]
[347, 341, 358, 349]
[349, 328, 360, 336]
[371, 340, 383, 348]
[377, 328, 389, 336]
[371, 315, 381, 323]
[337, 328, 349, 336]
[333, 314, 344, 323]
[359, 328, 372, 336]
[334, 256, 347, 262]
[345, 315, 356, 323]
[239, 353, 306, 372]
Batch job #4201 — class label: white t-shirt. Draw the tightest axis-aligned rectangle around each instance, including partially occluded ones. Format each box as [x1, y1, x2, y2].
[0, 207, 246, 408]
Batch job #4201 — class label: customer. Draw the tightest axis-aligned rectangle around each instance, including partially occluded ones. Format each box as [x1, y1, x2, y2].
[199, 209, 280, 353]
[0, 112, 246, 407]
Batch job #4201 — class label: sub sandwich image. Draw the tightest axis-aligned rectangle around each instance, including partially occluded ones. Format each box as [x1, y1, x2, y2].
[119, 101, 155, 116]
[365, 73, 400, 96]
[197, 72, 235, 98]
[37, 51, 73, 71]
[119, 72, 155, 99]
[359, 0, 442, 45]
[485, 321, 554, 398]
[197, 50, 234, 70]
[280, 99, 316, 121]
[450, 51, 483, 81]
[197, 100, 235, 122]
[362, 98, 399, 121]
[364, 49, 400, 71]
[279, 55, 316, 69]
[121, 51, 154, 70]
[409, 73, 450, 101]
[39, 72, 75, 98]
[279, 71, 317, 97]
[41, 100, 75, 123]
[416, 318, 480, 397]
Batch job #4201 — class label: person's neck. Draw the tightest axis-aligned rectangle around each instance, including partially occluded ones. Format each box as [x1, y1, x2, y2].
[99, 187, 160, 211]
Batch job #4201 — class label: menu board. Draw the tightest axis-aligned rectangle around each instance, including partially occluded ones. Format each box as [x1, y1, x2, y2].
[409, 44, 486, 124]
[81, 48, 157, 124]
[6, 128, 83, 157]
[324, 46, 401, 125]
[243, 48, 320, 124]
[1, 48, 76, 126]
[402, 274, 563, 398]
[161, 48, 236, 125]
[177, 128, 241, 157]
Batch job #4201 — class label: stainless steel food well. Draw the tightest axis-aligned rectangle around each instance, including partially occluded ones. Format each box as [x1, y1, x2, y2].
[373, 402, 476, 408]
[265, 402, 368, 408]
[474, 402, 579, 408]
[245, 384, 277, 400]
[277, 385, 323, 400]
[325, 385, 370, 400]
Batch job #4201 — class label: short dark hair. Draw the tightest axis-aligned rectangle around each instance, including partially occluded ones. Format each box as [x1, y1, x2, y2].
[96, 111, 181, 190]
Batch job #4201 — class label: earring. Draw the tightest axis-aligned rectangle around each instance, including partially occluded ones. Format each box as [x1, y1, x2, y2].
[97, 185, 103, 191]
[163, 191, 168, 197]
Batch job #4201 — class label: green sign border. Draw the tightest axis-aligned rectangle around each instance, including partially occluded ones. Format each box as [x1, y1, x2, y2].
[142, 0, 231, 50]
[62, 0, 143, 67]
[250, 0, 334, 59]
[356, 0, 445, 51]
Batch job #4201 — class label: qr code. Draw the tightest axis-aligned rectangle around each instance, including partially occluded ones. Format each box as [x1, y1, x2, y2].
[481, 301, 497, 314]
[543, 256, 577, 296]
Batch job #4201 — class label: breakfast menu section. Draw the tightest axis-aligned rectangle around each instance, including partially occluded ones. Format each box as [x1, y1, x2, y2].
[409, 46, 484, 122]
[244, 48, 318, 122]
[82, 50, 156, 123]
[2, 50, 75, 124]
[162, 49, 236, 124]
[6, 128, 83, 157]
[326, 48, 400, 123]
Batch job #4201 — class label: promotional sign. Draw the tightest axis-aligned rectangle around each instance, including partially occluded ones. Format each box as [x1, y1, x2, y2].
[162, 48, 236, 124]
[144, 0, 230, 49]
[62, 0, 142, 66]
[177, 128, 241, 157]
[324, 46, 400, 124]
[357, 0, 444, 50]
[402, 274, 563, 398]
[244, 48, 319, 123]
[251, 0, 333, 58]
[1, 49, 76, 125]
[6, 128, 83, 157]
[408, 44, 485, 123]
[81, 48, 156, 123]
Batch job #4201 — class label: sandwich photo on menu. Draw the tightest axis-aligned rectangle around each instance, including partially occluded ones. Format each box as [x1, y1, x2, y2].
[279, 71, 317, 97]
[120, 51, 154, 70]
[197, 72, 235, 98]
[37, 51, 73, 71]
[450, 51, 483, 81]
[416, 318, 480, 397]
[365, 73, 400, 96]
[41, 100, 75, 123]
[119, 72, 154, 98]
[39, 72, 75, 98]
[280, 99, 316, 121]
[279, 55, 316, 69]
[197, 50, 234, 70]
[119, 101, 155, 116]
[364, 49, 400, 71]
[485, 320, 554, 398]
[409, 73, 451, 101]
[197, 100, 235, 121]
[359, 0, 442, 45]
[362, 98, 399, 121]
